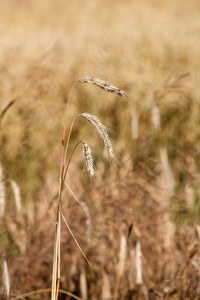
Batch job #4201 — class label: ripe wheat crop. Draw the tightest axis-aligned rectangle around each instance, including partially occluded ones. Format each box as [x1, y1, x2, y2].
[51, 76, 126, 300]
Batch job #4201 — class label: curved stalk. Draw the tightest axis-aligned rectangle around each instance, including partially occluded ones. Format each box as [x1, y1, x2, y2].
[59, 81, 78, 180]
[63, 114, 81, 173]
[62, 140, 82, 190]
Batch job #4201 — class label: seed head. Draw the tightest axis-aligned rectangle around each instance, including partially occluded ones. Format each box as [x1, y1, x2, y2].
[80, 113, 114, 159]
[79, 76, 126, 98]
[81, 141, 95, 177]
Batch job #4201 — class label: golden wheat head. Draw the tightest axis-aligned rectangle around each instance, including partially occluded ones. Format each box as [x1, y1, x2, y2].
[79, 76, 126, 98]
[80, 113, 114, 159]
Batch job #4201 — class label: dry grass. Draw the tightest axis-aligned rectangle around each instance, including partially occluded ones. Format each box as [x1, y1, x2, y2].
[1, 0, 200, 299]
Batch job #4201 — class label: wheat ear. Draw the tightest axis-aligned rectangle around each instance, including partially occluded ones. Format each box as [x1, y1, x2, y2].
[79, 76, 126, 98]
[62, 75, 123, 170]
[62, 140, 95, 192]
[62, 114, 113, 184]
[81, 141, 95, 177]
[80, 113, 114, 158]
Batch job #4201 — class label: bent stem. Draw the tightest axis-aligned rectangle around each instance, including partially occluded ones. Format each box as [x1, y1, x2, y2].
[60, 81, 78, 179]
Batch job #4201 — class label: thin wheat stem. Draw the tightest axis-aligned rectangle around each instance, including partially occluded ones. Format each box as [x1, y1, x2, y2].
[51, 209, 61, 300]
[63, 115, 78, 174]
[62, 141, 82, 188]
[59, 81, 78, 179]
[54, 209, 61, 300]
[55, 279, 60, 300]
[51, 232, 57, 300]
[0, 164, 6, 217]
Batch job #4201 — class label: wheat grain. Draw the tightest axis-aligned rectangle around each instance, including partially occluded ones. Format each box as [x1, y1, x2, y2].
[80, 113, 114, 158]
[79, 75, 126, 98]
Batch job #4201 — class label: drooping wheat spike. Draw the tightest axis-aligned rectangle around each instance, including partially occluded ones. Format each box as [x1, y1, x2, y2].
[79, 75, 126, 98]
[80, 113, 114, 158]
[81, 141, 95, 177]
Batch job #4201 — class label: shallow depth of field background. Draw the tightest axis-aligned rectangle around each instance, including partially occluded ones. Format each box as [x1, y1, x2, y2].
[1, 0, 200, 299]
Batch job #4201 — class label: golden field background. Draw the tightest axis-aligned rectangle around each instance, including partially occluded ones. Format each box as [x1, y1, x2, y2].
[1, 0, 200, 299]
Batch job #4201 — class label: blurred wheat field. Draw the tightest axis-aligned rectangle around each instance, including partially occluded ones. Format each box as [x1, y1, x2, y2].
[1, 0, 200, 299]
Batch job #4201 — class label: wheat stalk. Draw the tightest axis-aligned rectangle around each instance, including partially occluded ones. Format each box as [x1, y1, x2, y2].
[0, 163, 5, 218]
[51, 75, 121, 299]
